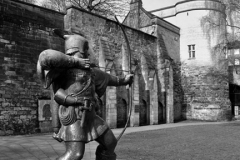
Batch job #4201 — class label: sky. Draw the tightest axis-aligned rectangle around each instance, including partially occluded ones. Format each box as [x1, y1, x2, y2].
[142, 0, 182, 11]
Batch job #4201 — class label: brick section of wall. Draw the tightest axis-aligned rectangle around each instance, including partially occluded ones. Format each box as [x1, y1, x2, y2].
[0, 0, 64, 135]
[182, 65, 232, 121]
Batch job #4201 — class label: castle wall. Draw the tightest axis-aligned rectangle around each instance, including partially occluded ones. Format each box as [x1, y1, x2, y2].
[153, 20, 182, 121]
[178, 10, 215, 66]
[0, 0, 162, 135]
[151, 0, 225, 19]
[152, 0, 231, 121]
[0, 0, 64, 135]
[124, 1, 183, 122]
[178, 7, 230, 121]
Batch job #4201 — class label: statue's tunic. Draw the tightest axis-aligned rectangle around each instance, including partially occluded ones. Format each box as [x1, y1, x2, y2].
[37, 50, 121, 142]
[54, 68, 117, 142]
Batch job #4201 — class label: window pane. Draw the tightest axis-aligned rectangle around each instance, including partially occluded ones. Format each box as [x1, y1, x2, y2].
[234, 49, 240, 55]
[189, 51, 191, 58]
[192, 51, 195, 58]
[235, 59, 239, 65]
[192, 45, 195, 50]
[188, 45, 191, 51]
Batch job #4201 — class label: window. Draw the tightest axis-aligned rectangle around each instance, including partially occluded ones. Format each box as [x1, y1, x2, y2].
[188, 45, 195, 59]
[234, 49, 240, 55]
[235, 59, 240, 65]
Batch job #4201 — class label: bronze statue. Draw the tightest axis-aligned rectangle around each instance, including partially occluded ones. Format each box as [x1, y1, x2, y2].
[37, 29, 133, 160]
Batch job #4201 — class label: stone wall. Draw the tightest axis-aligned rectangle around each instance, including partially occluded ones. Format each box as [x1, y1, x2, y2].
[0, 0, 165, 135]
[123, 1, 183, 122]
[0, 0, 64, 135]
[152, 0, 231, 121]
[181, 65, 231, 121]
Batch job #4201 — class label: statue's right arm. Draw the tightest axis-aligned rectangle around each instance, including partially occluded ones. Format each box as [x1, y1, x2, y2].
[38, 49, 90, 70]
[37, 49, 90, 88]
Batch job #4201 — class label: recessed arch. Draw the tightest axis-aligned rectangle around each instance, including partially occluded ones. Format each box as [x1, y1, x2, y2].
[117, 98, 128, 128]
[158, 101, 164, 123]
[140, 99, 147, 126]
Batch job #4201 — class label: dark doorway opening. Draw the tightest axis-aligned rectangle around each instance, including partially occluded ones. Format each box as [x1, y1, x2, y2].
[140, 99, 147, 126]
[117, 99, 127, 128]
[158, 101, 164, 124]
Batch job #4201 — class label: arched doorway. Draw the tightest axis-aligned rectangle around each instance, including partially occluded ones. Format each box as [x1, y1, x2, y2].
[158, 102, 164, 123]
[117, 99, 127, 128]
[140, 99, 147, 126]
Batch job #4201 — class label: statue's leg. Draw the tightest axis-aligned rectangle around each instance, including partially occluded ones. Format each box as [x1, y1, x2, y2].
[57, 141, 85, 160]
[95, 128, 117, 160]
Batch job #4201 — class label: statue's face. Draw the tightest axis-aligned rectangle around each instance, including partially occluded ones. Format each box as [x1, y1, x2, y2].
[64, 34, 89, 58]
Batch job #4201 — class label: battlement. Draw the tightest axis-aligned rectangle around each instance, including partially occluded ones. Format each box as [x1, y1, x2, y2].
[151, 0, 225, 18]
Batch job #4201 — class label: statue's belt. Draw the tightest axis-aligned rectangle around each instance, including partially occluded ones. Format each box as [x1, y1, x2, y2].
[75, 97, 95, 112]
[59, 97, 95, 126]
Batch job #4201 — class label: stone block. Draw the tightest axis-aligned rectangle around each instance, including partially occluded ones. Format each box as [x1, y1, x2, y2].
[0, 130, 5, 136]
[133, 113, 139, 127]
[31, 110, 37, 115]
[0, 39, 10, 44]
[39, 120, 53, 133]
[134, 95, 139, 101]
[20, 115, 27, 119]
[5, 130, 13, 135]
[2, 102, 10, 107]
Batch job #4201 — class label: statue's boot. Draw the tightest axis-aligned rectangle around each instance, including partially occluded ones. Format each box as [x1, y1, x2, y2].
[95, 145, 116, 160]
[52, 132, 63, 142]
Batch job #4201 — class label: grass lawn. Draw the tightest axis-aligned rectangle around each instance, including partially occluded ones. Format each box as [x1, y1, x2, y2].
[116, 122, 240, 160]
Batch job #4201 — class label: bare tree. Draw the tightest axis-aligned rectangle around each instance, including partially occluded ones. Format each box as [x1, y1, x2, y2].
[40, 0, 66, 12]
[201, 0, 240, 48]
[200, 1, 240, 69]
[200, 0, 240, 86]
[69, 0, 129, 18]
[39, 0, 130, 19]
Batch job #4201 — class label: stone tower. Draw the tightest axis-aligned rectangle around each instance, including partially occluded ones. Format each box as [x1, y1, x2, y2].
[151, 0, 231, 121]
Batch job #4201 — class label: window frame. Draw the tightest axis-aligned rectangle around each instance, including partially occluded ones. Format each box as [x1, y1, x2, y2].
[188, 44, 195, 59]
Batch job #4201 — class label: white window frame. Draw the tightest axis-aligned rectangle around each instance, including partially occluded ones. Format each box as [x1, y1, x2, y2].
[188, 44, 195, 59]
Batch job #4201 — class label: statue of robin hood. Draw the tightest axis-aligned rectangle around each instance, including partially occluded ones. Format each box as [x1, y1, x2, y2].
[37, 29, 133, 160]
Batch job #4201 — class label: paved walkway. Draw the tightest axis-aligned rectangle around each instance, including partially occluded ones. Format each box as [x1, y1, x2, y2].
[0, 121, 230, 160]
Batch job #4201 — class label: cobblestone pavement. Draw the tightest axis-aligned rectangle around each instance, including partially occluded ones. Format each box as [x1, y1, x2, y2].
[0, 134, 99, 160]
[0, 121, 229, 160]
